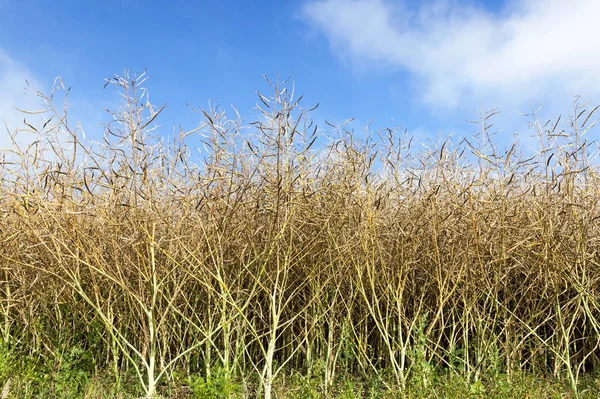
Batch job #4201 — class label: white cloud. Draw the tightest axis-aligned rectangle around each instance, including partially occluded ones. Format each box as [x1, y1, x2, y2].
[0, 50, 46, 150]
[0, 50, 109, 168]
[302, 0, 600, 112]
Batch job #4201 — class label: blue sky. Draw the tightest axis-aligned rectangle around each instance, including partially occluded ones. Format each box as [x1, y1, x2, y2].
[1, 0, 599, 151]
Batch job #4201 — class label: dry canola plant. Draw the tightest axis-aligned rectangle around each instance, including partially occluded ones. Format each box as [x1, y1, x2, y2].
[0, 71, 599, 398]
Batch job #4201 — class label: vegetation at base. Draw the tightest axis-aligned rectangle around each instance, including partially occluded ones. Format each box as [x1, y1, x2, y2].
[1, 70, 599, 398]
